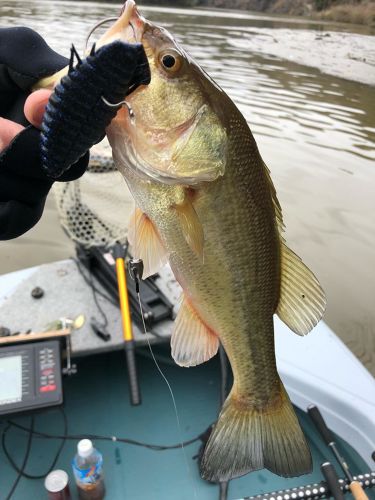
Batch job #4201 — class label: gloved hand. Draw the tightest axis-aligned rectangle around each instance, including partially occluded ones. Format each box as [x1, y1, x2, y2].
[0, 27, 90, 240]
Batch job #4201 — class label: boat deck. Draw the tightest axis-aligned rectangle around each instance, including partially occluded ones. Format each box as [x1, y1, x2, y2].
[0, 345, 372, 500]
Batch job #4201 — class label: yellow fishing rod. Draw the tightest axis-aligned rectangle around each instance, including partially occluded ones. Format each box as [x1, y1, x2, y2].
[113, 242, 141, 406]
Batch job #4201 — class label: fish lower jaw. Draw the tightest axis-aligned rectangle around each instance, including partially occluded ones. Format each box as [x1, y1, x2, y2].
[115, 142, 165, 185]
[116, 141, 205, 187]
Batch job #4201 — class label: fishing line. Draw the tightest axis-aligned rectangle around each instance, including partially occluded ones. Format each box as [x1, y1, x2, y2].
[84, 14, 137, 54]
[136, 292, 199, 500]
[129, 115, 199, 500]
[84, 17, 118, 53]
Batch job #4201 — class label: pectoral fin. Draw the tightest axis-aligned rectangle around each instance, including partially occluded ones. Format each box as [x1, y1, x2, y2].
[174, 197, 204, 261]
[128, 207, 168, 279]
[171, 297, 219, 367]
[276, 243, 326, 335]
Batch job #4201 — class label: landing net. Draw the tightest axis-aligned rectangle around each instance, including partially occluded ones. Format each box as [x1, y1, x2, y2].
[52, 141, 133, 247]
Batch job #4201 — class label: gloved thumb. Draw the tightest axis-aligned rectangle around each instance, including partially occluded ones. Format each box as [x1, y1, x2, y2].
[0, 118, 24, 151]
[24, 89, 52, 129]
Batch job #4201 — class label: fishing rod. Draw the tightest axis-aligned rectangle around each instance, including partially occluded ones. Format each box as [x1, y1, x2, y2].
[320, 462, 345, 500]
[308, 405, 369, 500]
[113, 242, 141, 406]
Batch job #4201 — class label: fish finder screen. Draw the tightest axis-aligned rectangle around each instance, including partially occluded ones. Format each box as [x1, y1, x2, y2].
[0, 356, 22, 405]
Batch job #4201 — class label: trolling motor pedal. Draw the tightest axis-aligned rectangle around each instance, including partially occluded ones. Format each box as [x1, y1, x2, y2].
[76, 244, 173, 330]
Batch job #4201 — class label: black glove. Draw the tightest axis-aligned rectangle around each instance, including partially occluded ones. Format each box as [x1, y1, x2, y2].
[0, 27, 89, 240]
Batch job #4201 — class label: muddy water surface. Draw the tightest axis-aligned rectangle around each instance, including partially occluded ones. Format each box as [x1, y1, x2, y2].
[0, 0, 374, 373]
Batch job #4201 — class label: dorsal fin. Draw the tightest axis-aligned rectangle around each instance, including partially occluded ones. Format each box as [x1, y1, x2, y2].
[277, 243, 326, 335]
[261, 161, 326, 334]
[263, 160, 284, 233]
[128, 207, 168, 279]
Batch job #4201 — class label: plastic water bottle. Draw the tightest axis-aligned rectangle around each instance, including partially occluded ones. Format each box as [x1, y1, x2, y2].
[72, 439, 105, 500]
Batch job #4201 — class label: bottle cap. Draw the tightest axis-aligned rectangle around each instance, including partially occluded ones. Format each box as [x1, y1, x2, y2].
[44, 469, 69, 492]
[77, 439, 94, 458]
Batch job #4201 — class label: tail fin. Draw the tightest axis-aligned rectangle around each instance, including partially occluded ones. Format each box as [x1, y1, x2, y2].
[200, 383, 312, 482]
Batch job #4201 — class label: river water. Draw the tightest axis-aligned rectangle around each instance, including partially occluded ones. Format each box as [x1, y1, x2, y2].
[1, 0, 375, 374]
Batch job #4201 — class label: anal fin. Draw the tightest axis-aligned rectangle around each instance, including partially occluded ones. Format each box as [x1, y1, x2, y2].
[277, 242, 326, 335]
[171, 297, 219, 367]
[128, 207, 168, 279]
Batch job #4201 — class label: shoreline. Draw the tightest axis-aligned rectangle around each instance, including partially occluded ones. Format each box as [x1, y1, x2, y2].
[139, 4, 375, 86]
[58, 0, 375, 27]
[137, 1, 375, 27]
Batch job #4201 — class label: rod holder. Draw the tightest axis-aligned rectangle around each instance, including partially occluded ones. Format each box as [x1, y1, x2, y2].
[245, 471, 375, 500]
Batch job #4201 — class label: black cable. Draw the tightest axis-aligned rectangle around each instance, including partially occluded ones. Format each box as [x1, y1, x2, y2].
[73, 255, 114, 339]
[4, 419, 203, 451]
[4, 416, 34, 500]
[136, 346, 175, 365]
[72, 257, 117, 307]
[2, 408, 68, 480]
[87, 259, 109, 329]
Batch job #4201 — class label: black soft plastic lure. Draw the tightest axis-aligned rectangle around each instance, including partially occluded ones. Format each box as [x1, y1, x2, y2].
[40, 40, 150, 179]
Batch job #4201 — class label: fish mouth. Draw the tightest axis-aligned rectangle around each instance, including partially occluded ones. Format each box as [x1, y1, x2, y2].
[97, 0, 146, 48]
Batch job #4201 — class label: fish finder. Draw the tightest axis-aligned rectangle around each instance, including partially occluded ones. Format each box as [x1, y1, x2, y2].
[0, 340, 63, 417]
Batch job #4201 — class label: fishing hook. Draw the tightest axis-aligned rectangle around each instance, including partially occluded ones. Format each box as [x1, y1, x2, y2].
[101, 96, 135, 119]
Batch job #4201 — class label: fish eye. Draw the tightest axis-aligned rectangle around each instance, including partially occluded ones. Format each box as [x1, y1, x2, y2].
[162, 54, 176, 68]
[159, 50, 182, 74]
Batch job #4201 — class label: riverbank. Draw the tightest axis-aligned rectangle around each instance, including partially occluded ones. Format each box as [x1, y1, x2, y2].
[313, 2, 375, 25]
[136, 3, 375, 85]
[140, 0, 375, 26]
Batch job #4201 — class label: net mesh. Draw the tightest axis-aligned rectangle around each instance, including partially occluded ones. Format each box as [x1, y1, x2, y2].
[53, 140, 134, 247]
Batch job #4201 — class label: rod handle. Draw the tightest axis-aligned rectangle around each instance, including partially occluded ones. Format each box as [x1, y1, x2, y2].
[349, 481, 369, 500]
[125, 341, 141, 406]
[321, 462, 345, 500]
[115, 256, 133, 342]
[308, 404, 334, 445]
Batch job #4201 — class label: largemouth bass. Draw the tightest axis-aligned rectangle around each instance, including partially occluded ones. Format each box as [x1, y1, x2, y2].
[45, 0, 327, 481]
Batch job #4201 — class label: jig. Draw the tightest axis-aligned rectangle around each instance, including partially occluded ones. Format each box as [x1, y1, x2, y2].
[40, 40, 150, 179]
